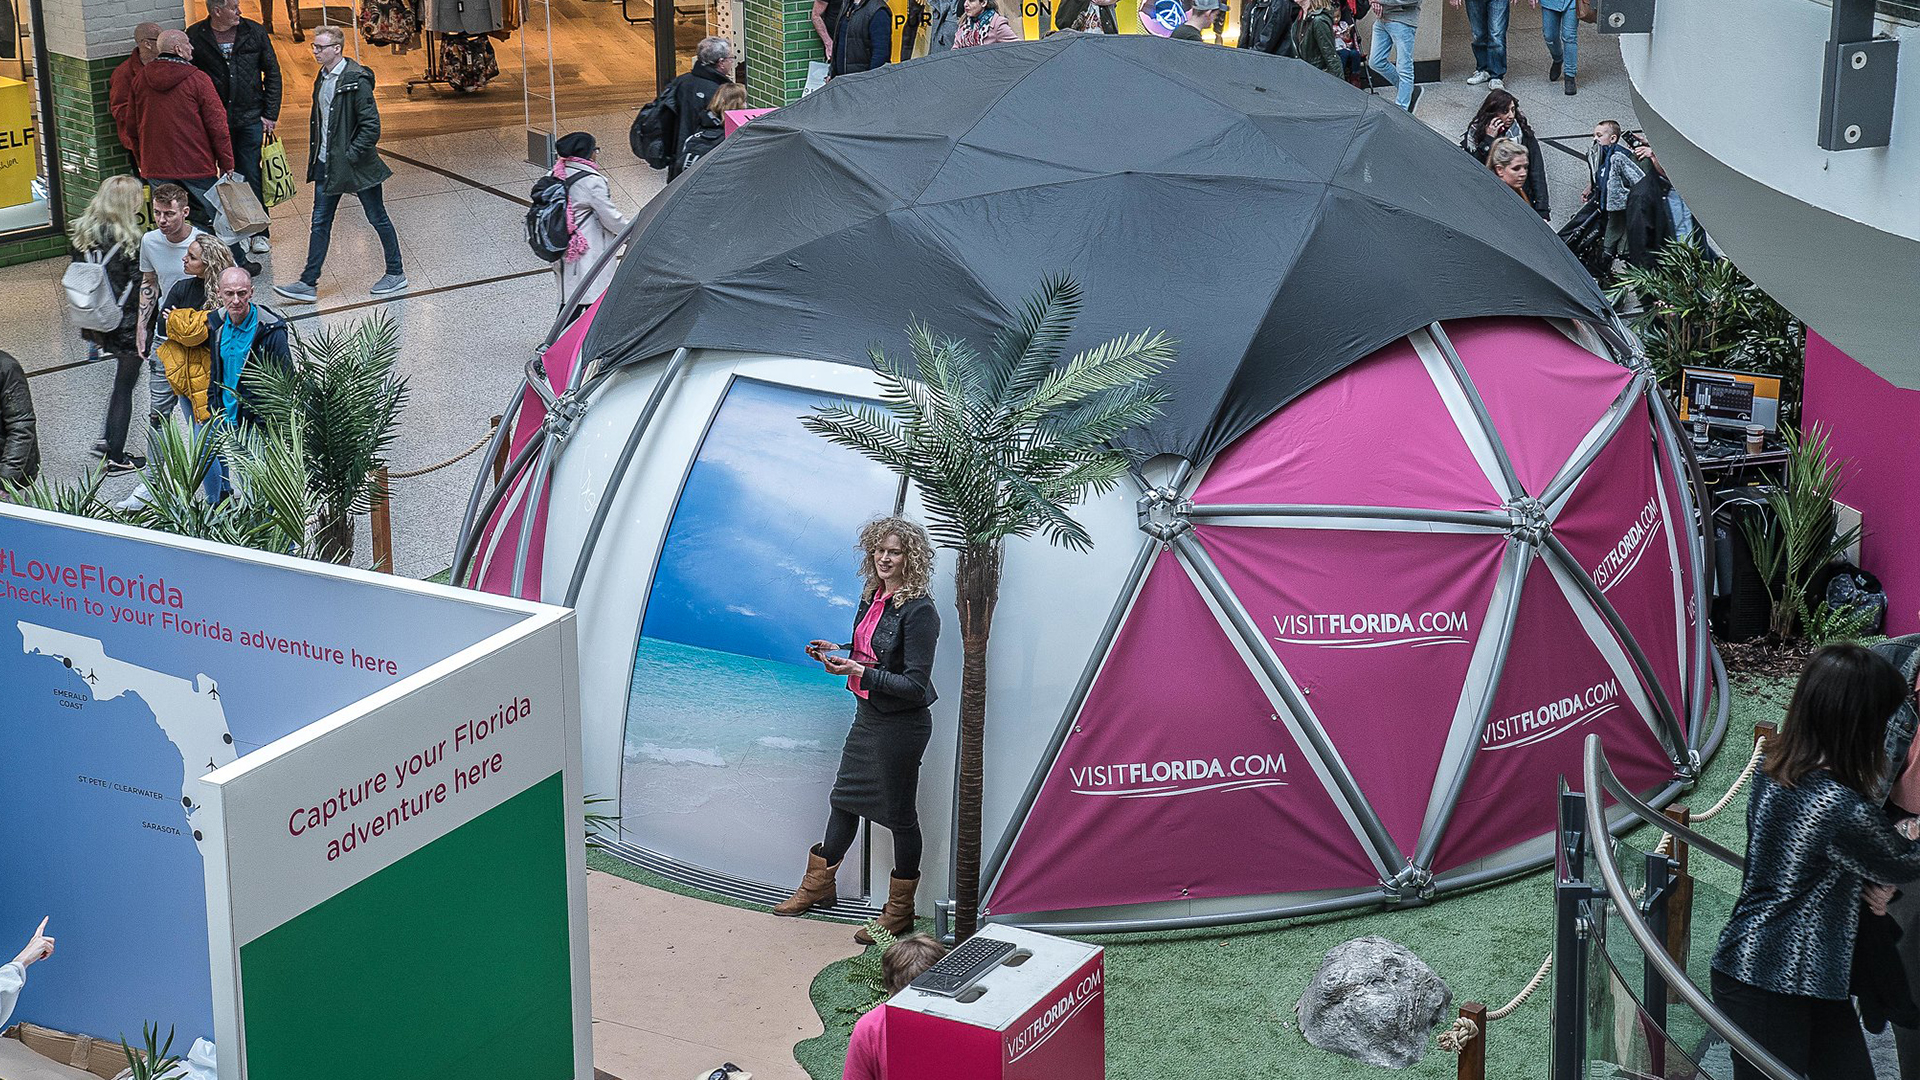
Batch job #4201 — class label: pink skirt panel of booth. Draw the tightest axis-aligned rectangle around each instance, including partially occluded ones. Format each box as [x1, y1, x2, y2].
[987, 551, 1384, 916]
[1444, 317, 1635, 499]
[470, 298, 600, 599]
[1192, 335, 1500, 510]
[1198, 524, 1505, 855]
[1433, 554, 1677, 868]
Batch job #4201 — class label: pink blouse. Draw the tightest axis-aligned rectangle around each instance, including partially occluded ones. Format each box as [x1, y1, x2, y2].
[849, 593, 891, 699]
[843, 1004, 885, 1080]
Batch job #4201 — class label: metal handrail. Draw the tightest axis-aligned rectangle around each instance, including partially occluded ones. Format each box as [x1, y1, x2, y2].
[1581, 733, 1802, 1080]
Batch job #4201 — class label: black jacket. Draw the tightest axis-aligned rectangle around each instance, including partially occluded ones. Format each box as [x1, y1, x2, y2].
[832, 0, 893, 76]
[662, 63, 732, 177]
[1054, 0, 1119, 33]
[1462, 117, 1549, 220]
[307, 59, 393, 193]
[187, 17, 282, 127]
[0, 351, 39, 489]
[1239, 0, 1298, 55]
[849, 594, 939, 714]
[1621, 169, 1674, 268]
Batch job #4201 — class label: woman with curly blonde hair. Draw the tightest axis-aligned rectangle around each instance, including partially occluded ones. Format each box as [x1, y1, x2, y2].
[778, 515, 942, 942]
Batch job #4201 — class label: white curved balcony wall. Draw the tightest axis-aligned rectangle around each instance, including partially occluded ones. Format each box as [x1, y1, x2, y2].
[1619, 1, 1920, 388]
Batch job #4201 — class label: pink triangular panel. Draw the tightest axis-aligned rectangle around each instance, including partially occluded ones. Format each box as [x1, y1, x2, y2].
[1197, 524, 1505, 853]
[1552, 415, 1686, 730]
[1444, 318, 1634, 499]
[471, 298, 599, 599]
[1191, 337, 1500, 511]
[1435, 557, 1676, 868]
[987, 552, 1380, 916]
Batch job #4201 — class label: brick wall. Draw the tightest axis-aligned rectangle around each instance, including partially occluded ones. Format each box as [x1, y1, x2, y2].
[44, 0, 186, 62]
[743, 0, 824, 108]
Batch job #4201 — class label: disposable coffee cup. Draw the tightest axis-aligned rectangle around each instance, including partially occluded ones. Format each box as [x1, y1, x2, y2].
[1745, 424, 1765, 454]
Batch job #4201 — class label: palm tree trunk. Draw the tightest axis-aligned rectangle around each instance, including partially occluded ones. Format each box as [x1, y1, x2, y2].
[316, 512, 354, 565]
[952, 540, 1002, 941]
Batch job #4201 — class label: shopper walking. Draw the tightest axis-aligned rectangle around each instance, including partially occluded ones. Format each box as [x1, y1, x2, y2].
[1452, 0, 1508, 89]
[188, 0, 282, 256]
[1533, 0, 1576, 94]
[139, 185, 208, 424]
[552, 132, 632, 323]
[205, 267, 292, 499]
[69, 176, 147, 475]
[109, 23, 163, 163]
[1711, 644, 1920, 1080]
[135, 30, 235, 236]
[1368, 0, 1421, 111]
[1291, 0, 1342, 76]
[660, 38, 737, 180]
[274, 26, 406, 304]
[0, 350, 39, 491]
[953, 0, 1019, 46]
[777, 516, 941, 945]
[1486, 138, 1531, 204]
[1461, 89, 1546, 218]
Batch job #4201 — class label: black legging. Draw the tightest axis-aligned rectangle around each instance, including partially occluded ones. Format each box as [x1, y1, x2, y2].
[819, 806, 922, 879]
[100, 345, 145, 460]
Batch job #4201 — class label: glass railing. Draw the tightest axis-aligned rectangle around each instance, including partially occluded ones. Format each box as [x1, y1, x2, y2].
[1555, 734, 1802, 1080]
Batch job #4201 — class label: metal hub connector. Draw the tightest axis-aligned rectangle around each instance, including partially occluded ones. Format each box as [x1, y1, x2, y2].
[1136, 487, 1193, 543]
[1506, 496, 1552, 545]
[1382, 865, 1436, 903]
[541, 388, 591, 446]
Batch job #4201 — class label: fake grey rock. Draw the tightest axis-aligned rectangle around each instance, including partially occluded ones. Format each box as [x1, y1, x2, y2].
[1295, 936, 1453, 1069]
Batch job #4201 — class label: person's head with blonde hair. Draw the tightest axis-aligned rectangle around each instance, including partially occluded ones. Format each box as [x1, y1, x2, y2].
[1486, 137, 1529, 195]
[882, 934, 950, 994]
[856, 515, 936, 605]
[69, 174, 146, 253]
[709, 83, 749, 119]
[184, 235, 236, 309]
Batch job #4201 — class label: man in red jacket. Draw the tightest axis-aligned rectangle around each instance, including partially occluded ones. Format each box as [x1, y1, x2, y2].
[108, 22, 162, 163]
[135, 30, 235, 241]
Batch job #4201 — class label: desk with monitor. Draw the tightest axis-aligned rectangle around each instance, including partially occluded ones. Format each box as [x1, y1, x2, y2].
[1680, 365, 1788, 478]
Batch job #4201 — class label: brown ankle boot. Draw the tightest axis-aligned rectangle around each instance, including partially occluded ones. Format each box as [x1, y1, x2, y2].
[854, 873, 918, 944]
[772, 847, 838, 916]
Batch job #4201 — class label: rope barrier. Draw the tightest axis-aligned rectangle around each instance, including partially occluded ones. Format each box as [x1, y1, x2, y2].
[1437, 733, 1770, 1056]
[387, 427, 499, 480]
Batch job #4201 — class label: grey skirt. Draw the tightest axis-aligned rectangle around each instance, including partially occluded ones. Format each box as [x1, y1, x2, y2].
[829, 698, 932, 832]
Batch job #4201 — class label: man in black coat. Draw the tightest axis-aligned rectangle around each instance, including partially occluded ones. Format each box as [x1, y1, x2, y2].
[188, 0, 282, 255]
[662, 37, 737, 180]
[0, 351, 39, 491]
[830, 0, 892, 78]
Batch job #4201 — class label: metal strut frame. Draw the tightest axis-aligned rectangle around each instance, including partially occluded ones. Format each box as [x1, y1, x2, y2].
[974, 318, 1719, 932]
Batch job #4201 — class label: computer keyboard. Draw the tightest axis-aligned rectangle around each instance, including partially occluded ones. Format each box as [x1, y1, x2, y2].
[908, 936, 1019, 997]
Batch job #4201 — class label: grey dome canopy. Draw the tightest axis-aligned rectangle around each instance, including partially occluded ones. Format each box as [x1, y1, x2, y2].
[581, 34, 1613, 463]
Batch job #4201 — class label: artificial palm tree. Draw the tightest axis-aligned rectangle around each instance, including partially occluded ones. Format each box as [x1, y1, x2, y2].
[5, 420, 318, 559]
[803, 275, 1175, 938]
[243, 311, 409, 563]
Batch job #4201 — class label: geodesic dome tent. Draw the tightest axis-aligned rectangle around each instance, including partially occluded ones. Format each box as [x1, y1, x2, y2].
[454, 36, 1722, 929]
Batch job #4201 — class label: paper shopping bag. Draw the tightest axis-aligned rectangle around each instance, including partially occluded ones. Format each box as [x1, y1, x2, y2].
[214, 172, 270, 236]
[260, 135, 299, 208]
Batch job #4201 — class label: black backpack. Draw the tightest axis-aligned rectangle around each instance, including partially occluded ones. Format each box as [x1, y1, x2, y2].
[525, 170, 587, 263]
[630, 88, 675, 169]
[678, 128, 724, 174]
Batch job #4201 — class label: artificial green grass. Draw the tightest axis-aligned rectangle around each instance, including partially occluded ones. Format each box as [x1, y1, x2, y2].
[791, 676, 1792, 1079]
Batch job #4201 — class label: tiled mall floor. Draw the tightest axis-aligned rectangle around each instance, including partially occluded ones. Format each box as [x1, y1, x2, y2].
[2, 10, 1639, 580]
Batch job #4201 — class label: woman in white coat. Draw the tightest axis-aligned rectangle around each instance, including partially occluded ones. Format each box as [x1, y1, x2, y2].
[553, 132, 632, 325]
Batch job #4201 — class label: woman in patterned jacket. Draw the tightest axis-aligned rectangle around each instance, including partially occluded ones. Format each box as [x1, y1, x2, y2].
[1712, 643, 1920, 1080]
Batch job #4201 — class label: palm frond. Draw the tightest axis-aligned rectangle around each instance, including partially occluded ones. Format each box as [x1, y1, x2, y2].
[987, 274, 1081, 408]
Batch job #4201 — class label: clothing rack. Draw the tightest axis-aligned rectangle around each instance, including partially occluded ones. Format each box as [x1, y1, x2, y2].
[405, 29, 452, 93]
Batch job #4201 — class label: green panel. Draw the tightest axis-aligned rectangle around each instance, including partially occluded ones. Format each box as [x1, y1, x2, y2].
[239, 772, 575, 1080]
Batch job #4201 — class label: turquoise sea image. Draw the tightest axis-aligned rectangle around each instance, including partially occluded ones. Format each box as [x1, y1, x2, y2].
[622, 636, 863, 887]
[618, 378, 899, 892]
